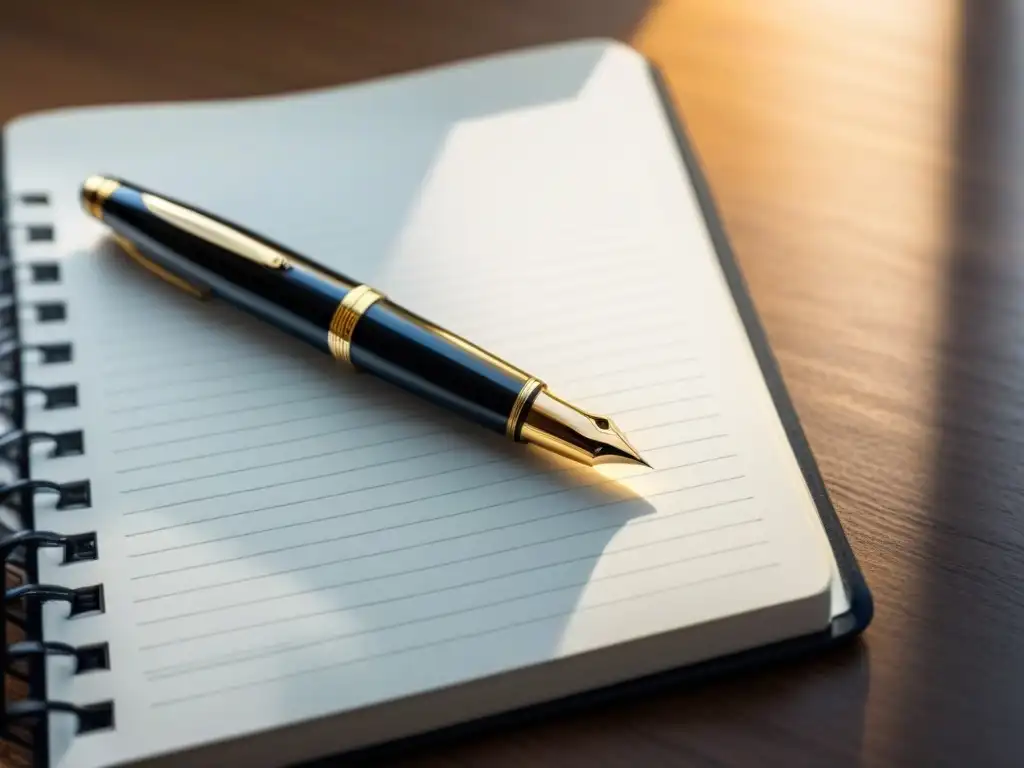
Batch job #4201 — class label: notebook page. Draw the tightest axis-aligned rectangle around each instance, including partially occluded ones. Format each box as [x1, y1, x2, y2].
[6, 40, 837, 768]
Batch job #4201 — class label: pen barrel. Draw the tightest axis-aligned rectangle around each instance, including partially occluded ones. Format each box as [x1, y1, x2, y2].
[347, 299, 544, 440]
[84, 176, 545, 442]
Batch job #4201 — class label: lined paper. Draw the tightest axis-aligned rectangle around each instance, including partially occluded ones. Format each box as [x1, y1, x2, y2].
[7, 40, 837, 768]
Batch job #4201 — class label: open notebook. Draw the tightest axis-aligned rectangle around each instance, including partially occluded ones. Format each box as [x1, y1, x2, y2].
[0, 39, 871, 768]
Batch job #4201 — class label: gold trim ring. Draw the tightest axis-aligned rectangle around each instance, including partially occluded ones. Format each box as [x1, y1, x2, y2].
[506, 377, 544, 440]
[329, 284, 385, 364]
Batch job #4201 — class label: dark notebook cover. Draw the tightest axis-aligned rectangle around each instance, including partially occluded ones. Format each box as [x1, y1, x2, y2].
[1, 53, 872, 768]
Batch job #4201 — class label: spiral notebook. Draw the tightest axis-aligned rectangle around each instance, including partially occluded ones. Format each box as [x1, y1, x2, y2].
[0, 39, 871, 768]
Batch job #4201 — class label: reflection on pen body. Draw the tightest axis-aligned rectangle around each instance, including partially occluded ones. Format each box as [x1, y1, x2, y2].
[79, 175, 650, 470]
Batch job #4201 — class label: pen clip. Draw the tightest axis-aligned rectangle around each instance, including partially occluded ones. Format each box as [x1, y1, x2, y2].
[141, 193, 291, 270]
[111, 234, 212, 300]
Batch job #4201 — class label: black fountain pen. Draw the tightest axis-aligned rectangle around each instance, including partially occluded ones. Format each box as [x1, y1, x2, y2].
[80, 175, 649, 469]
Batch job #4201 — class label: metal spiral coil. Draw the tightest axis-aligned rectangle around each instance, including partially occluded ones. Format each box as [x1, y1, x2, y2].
[0, 188, 115, 757]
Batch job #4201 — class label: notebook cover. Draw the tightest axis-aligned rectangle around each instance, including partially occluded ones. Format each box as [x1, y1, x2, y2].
[299, 56, 874, 767]
[0, 49, 873, 768]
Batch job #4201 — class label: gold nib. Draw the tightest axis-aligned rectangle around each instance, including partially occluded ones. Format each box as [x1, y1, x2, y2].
[601, 420, 651, 468]
[518, 389, 651, 468]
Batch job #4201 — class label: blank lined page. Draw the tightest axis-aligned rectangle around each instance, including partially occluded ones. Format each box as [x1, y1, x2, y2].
[7, 40, 835, 768]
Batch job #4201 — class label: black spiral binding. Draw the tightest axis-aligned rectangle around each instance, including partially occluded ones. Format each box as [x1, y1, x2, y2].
[0, 182, 115, 765]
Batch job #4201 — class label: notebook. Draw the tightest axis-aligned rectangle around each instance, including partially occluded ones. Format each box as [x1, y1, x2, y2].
[0, 38, 872, 768]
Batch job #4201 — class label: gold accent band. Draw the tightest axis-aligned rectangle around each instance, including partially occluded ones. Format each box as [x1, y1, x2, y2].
[506, 377, 544, 440]
[82, 176, 120, 220]
[329, 284, 385, 364]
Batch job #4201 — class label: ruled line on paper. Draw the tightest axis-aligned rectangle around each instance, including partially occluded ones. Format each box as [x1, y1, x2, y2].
[387, 272, 687, 326]
[119, 424, 452, 493]
[115, 414, 432, 473]
[127, 470, 746, 582]
[96, 240, 669, 333]
[111, 401, 422, 451]
[106, 374, 331, 413]
[142, 534, 770, 676]
[123, 434, 727, 538]
[104, 333, 696, 434]
[93, 289, 685, 376]
[107, 346, 695, 436]
[104, 332, 695, 417]
[115, 385, 718, 517]
[116, 374, 710, 492]
[105, 348, 698, 413]
[556, 353, 697, 385]
[100, 347, 308, 376]
[134, 496, 756, 616]
[98, 336, 303, 372]
[124, 447, 503, 518]
[141, 536, 769, 657]
[148, 562, 781, 708]
[123, 425, 729, 543]
[99, 255, 688, 339]
[374, 237, 680, 295]
[109, 392, 349, 434]
[94, 306, 680, 375]
[607, 393, 713, 415]
[105, 362, 319, 397]
[111, 356, 701, 464]
[91, 311, 255, 342]
[556, 372, 704, 403]
[134, 495, 753, 610]
[100, 306, 689, 381]
[127, 453, 738, 557]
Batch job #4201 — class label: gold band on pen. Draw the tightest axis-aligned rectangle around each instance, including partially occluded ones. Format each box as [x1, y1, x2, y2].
[506, 377, 544, 440]
[329, 284, 385, 364]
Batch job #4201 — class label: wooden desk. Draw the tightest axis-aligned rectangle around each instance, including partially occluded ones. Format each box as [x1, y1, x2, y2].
[3, 2, 1021, 766]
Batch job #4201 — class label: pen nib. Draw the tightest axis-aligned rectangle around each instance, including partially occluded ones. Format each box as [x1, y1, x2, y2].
[592, 418, 651, 468]
[518, 389, 652, 469]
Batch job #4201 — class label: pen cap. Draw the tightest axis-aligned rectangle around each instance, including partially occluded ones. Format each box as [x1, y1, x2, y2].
[80, 175, 359, 355]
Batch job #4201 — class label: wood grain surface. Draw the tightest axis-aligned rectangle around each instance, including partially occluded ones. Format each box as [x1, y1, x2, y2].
[2, 1, 1022, 766]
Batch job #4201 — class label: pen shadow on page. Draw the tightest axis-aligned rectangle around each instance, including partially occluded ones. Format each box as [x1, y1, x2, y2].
[93, 238, 658, 741]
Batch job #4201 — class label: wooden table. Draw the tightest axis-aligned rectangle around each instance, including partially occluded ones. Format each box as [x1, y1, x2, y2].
[3, 2, 1022, 766]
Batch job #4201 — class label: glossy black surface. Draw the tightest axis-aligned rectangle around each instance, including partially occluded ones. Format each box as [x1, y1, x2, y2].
[351, 301, 530, 435]
[101, 180, 356, 354]
[99, 179, 534, 435]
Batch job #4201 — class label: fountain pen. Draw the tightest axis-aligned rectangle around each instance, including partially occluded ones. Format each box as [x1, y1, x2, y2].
[79, 175, 649, 469]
